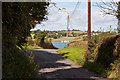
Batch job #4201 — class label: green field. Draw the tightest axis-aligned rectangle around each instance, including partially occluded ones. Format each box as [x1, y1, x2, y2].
[51, 37, 83, 41]
[58, 30, 87, 34]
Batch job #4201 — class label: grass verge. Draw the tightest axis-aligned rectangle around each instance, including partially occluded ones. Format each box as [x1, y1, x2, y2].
[57, 47, 108, 78]
[57, 47, 86, 65]
[17, 45, 42, 50]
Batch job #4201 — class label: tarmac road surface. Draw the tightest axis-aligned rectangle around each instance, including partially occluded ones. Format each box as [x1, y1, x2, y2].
[27, 49, 108, 80]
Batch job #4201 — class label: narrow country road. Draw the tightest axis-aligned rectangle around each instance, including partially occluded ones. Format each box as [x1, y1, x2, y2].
[27, 49, 107, 80]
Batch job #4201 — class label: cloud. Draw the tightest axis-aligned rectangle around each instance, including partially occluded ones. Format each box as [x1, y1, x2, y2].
[70, 10, 87, 23]
[51, 0, 119, 2]
[92, 10, 116, 23]
[48, 13, 62, 22]
[31, 2, 118, 31]
[91, 10, 118, 31]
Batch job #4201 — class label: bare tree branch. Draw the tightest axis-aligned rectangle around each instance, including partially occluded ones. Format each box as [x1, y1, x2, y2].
[49, 2, 69, 14]
[95, 0, 118, 16]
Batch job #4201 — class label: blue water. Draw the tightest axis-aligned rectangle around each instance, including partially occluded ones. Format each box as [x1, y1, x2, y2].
[51, 41, 70, 49]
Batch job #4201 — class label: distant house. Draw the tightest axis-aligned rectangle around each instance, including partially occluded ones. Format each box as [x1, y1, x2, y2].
[56, 33, 58, 35]
[92, 33, 98, 35]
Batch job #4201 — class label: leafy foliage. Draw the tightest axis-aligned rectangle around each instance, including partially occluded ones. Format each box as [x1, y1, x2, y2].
[116, 1, 120, 20]
[109, 36, 120, 78]
[36, 31, 48, 46]
[116, 1, 120, 33]
[3, 49, 38, 78]
[88, 33, 120, 78]
[27, 37, 34, 46]
[2, 2, 49, 49]
[61, 32, 120, 79]
[2, 2, 49, 78]
[94, 35, 119, 67]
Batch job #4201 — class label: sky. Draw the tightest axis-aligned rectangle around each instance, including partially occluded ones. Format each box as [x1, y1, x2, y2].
[30, 0, 119, 32]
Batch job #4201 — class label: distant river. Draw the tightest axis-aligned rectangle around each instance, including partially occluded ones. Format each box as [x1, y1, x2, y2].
[51, 41, 71, 49]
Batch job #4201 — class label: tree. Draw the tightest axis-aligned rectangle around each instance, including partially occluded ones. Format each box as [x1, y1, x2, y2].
[3, 2, 49, 49]
[116, 1, 120, 33]
[96, 1, 120, 33]
[36, 31, 48, 46]
[2, 2, 49, 78]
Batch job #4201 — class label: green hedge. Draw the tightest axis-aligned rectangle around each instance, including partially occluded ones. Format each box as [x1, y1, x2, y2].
[87, 34, 120, 78]
[3, 48, 38, 78]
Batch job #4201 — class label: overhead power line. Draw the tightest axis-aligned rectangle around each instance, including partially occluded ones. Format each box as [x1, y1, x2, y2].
[69, 19, 74, 30]
[69, 0, 81, 30]
[70, 0, 81, 17]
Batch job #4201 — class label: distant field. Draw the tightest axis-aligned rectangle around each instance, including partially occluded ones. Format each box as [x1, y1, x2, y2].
[51, 36, 83, 41]
[51, 31, 87, 41]
[58, 31, 87, 34]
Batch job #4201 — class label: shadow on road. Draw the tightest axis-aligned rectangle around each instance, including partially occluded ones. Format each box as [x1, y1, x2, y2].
[27, 49, 71, 69]
[27, 49, 104, 80]
[39, 67, 100, 79]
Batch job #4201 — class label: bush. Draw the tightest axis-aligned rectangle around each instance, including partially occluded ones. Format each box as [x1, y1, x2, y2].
[33, 39, 38, 46]
[83, 33, 120, 78]
[109, 36, 120, 78]
[27, 37, 34, 46]
[87, 32, 117, 62]
[67, 40, 88, 50]
[3, 48, 38, 78]
[40, 40, 57, 49]
[36, 31, 48, 46]
[2, 2, 49, 79]
[83, 61, 107, 76]
[94, 35, 120, 68]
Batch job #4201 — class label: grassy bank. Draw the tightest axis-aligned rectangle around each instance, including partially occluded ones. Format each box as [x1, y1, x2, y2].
[57, 34, 120, 79]
[24, 46, 42, 49]
[57, 47, 86, 65]
[57, 47, 109, 78]
[17, 45, 42, 50]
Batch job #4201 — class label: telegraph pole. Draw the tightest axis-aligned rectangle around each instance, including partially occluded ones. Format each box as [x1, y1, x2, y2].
[65, 15, 69, 48]
[88, 0, 91, 59]
[67, 15, 69, 42]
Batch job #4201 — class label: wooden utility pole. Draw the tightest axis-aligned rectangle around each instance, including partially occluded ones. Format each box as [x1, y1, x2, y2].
[67, 15, 69, 42]
[88, 0, 91, 40]
[88, 0, 91, 59]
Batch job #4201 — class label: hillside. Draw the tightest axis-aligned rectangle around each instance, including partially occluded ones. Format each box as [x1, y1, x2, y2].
[46, 30, 87, 42]
[57, 30, 87, 34]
